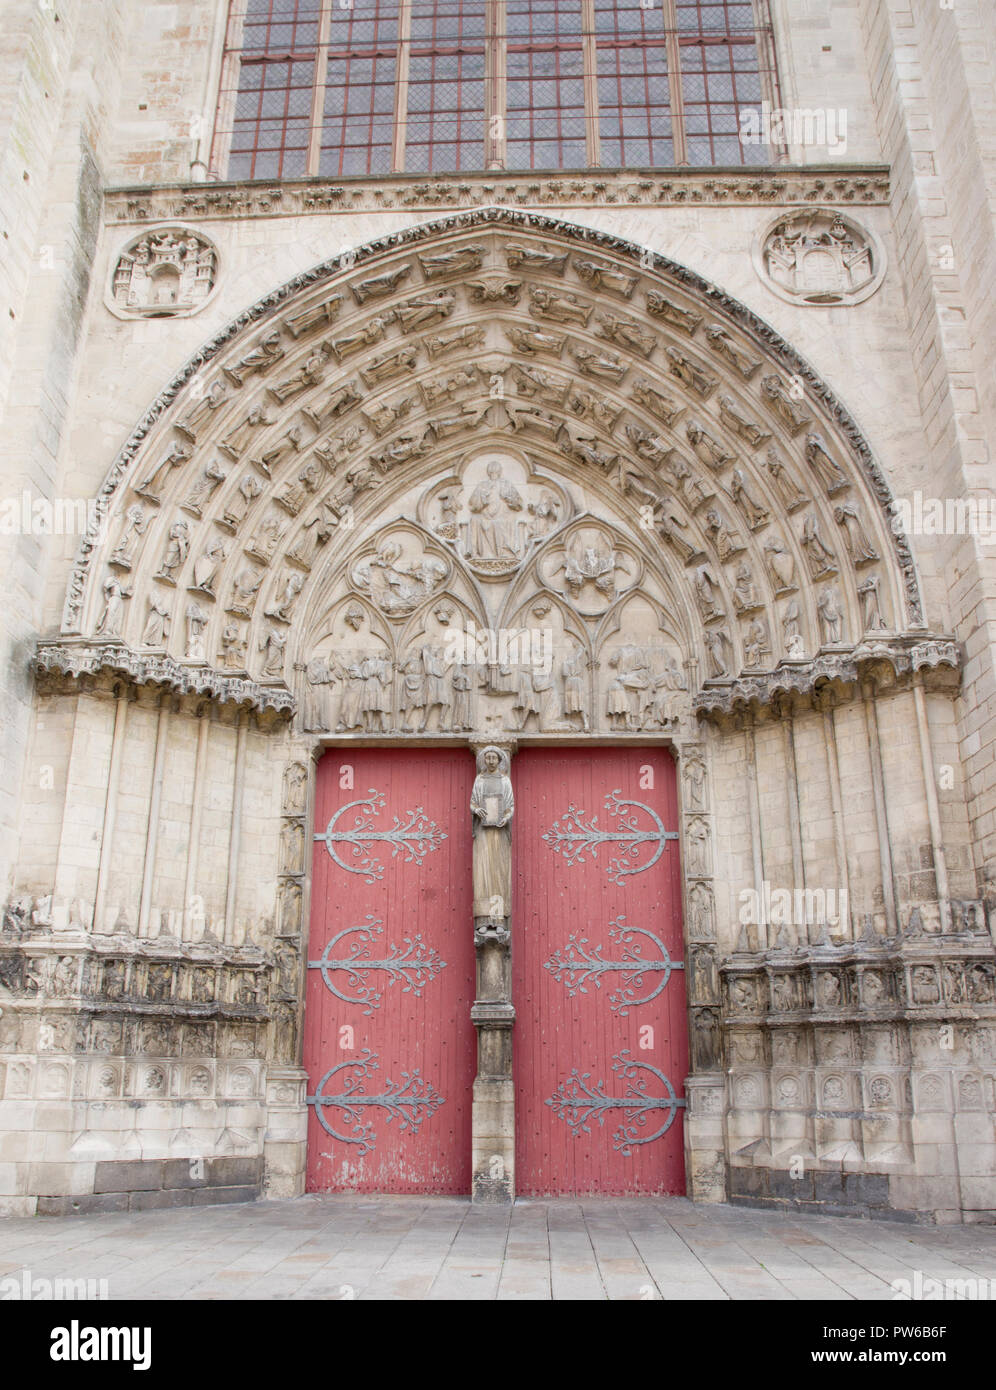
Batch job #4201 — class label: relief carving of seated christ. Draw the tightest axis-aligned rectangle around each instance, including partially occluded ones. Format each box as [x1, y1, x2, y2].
[467, 461, 524, 560]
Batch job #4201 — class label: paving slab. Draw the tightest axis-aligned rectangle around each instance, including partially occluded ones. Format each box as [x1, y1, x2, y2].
[3, 1194, 996, 1300]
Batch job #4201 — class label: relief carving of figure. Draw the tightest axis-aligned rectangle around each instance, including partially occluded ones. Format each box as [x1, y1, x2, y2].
[181, 458, 227, 516]
[858, 574, 888, 631]
[763, 535, 796, 592]
[190, 535, 227, 594]
[606, 646, 652, 731]
[561, 643, 590, 732]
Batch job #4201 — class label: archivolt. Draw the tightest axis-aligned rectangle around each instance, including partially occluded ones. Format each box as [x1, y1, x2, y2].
[50, 208, 928, 717]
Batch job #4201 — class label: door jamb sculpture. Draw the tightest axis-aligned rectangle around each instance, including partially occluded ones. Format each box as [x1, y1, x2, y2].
[470, 746, 514, 946]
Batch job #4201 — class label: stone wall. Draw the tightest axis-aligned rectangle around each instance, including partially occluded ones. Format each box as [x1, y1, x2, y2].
[0, 2, 994, 1222]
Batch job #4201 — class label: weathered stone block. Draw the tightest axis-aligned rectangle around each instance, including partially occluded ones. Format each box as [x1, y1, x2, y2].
[93, 1159, 164, 1193]
[188, 1184, 258, 1206]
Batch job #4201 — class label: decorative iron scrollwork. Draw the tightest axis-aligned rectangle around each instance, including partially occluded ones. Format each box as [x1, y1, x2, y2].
[542, 791, 678, 883]
[546, 1050, 686, 1155]
[543, 915, 683, 1015]
[307, 1049, 445, 1154]
[308, 915, 446, 1016]
[315, 789, 447, 882]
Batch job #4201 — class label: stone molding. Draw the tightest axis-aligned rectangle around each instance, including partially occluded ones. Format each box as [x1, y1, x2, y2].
[33, 639, 295, 717]
[694, 636, 961, 722]
[104, 166, 892, 225]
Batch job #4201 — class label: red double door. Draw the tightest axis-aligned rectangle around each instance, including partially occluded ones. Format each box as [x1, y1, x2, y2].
[304, 747, 687, 1196]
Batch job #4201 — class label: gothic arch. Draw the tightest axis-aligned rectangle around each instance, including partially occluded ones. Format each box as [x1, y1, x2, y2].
[42, 208, 946, 735]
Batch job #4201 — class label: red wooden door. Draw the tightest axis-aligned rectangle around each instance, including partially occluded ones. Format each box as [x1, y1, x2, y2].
[304, 748, 476, 1193]
[513, 747, 688, 1196]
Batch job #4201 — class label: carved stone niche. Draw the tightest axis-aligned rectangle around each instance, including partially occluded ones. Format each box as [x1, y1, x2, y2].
[753, 209, 885, 307]
[107, 224, 219, 319]
[418, 451, 571, 581]
[297, 597, 395, 736]
[596, 595, 690, 736]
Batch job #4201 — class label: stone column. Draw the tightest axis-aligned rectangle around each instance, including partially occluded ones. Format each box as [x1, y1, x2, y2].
[469, 741, 515, 1204]
[912, 672, 950, 929]
[862, 679, 900, 936]
[92, 682, 131, 934]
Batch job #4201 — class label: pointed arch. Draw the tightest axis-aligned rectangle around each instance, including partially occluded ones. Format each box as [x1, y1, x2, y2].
[43, 207, 937, 728]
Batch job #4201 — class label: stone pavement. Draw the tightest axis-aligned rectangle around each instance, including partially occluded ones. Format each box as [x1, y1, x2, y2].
[2, 1195, 996, 1301]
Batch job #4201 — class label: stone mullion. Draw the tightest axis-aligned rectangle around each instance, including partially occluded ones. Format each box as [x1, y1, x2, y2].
[137, 695, 172, 939]
[305, 0, 334, 177]
[392, 0, 412, 173]
[580, 0, 600, 169]
[192, 0, 234, 180]
[660, 0, 689, 168]
[487, 0, 507, 170]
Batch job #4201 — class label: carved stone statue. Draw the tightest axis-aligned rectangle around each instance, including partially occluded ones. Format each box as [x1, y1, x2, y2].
[109, 504, 148, 568]
[763, 447, 808, 511]
[805, 433, 849, 493]
[185, 601, 208, 661]
[817, 583, 845, 644]
[834, 501, 879, 564]
[471, 747, 514, 939]
[142, 594, 170, 647]
[154, 520, 190, 584]
[95, 576, 131, 638]
[858, 574, 888, 630]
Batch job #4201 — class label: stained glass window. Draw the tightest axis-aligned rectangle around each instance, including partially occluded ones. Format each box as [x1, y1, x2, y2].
[212, 0, 781, 178]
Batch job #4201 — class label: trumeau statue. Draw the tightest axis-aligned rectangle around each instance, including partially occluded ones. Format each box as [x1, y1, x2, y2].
[470, 746, 514, 941]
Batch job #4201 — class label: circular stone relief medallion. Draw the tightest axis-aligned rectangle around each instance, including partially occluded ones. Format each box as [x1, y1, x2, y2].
[107, 223, 220, 319]
[753, 209, 886, 306]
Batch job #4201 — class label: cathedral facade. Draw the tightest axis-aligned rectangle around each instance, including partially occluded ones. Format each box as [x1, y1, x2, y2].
[0, 0, 994, 1222]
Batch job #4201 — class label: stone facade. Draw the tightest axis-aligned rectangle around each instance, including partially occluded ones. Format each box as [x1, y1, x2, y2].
[0, 2, 994, 1222]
